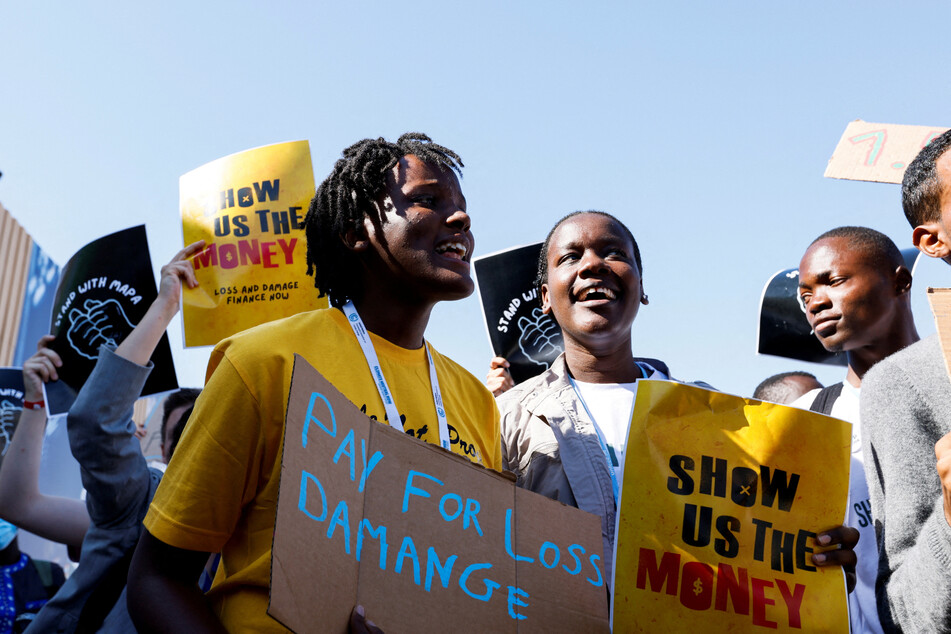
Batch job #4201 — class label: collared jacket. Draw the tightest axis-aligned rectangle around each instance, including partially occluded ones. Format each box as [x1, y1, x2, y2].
[497, 354, 670, 585]
[29, 346, 160, 633]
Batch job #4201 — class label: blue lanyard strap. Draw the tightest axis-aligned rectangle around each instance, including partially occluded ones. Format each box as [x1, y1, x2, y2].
[341, 301, 451, 451]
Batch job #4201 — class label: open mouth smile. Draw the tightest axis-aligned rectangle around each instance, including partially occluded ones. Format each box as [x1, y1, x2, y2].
[435, 239, 470, 261]
[575, 285, 617, 302]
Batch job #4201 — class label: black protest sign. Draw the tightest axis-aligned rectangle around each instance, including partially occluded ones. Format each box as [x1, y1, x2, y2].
[47, 226, 177, 415]
[0, 369, 24, 460]
[757, 248, 919, 365]
[473, 244, 563, 385]
[756, 267, 843, 366]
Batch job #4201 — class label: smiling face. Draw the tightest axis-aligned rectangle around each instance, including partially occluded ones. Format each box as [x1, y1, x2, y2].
[360, 154, 474, 304]
[798, 237, 899, 353]
[540, 213, 646, 352]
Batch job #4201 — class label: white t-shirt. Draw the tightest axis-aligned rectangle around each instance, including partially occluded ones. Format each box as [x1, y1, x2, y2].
[572, 362, 668, 498]
[791, 383, 882, 634]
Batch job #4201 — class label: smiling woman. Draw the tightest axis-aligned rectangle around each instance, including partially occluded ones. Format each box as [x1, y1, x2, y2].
[494, 211, 662, 586]
[493, 210, 859, 593]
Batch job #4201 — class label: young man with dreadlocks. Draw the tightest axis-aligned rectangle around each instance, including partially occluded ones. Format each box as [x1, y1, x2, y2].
[128, 134, 501, 632]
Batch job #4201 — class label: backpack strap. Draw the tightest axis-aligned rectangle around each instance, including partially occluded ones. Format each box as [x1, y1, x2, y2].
[809, 382, 844, 416]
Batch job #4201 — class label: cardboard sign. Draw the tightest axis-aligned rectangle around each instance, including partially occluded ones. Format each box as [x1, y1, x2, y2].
[47, 225, 177, 415]
[0, 369, 24, 460]
[473, 243, 564, 385]
[757, 249, 919, 364]
[269, 356, 609, 633]
[824, 120, 948, 184]
[180, 141, 326, 347]
[612, 381, 851, 632]
[928, 288, 951, 381]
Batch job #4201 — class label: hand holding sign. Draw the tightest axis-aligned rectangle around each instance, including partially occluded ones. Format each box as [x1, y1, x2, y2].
[22, 335, 61, 403]
[157, 241, 204, 310]
[814, 525, 859, 593]
[349, 605, 384, 634]
[485, 357, 514, 397]
[67, 299, 135, 360]
[517, 308, 560, 367]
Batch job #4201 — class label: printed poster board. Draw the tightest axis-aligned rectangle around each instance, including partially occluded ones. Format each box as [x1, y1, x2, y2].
[474, 243, 563, 385]
[269, 356, 609, 633]
[757, 267, 846, 366]
[0, 369, 24, 459]
[612, 380, 851, 632]
[181, 141, 326, 347]
[46, 225, 177, 415]
[824, 120, 948, 184]
[757, 249, 919, 364]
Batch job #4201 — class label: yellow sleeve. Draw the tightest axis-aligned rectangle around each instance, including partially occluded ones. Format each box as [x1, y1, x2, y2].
[144, 351, 265, 552]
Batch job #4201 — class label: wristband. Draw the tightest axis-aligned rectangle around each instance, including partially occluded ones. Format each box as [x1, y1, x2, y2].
[22, 400, 44, 410]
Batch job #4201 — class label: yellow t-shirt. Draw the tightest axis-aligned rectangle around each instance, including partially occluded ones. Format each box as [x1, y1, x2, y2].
[144, 307, 501, 632]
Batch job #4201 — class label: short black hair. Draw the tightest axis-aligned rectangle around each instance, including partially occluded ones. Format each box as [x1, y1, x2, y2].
[167, 405, 193, 460]
[535, 210, 643, 294]
[161, 388, 200, 446]
[809, 225, 905, 273]
[753, 371, 820, 403]
[303, 133, 464, 307]
[902, 129, 951, 228]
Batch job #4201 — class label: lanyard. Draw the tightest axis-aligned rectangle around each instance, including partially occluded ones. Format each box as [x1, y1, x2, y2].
[568, 363, 647, 506]
[341, 301, 451, 451]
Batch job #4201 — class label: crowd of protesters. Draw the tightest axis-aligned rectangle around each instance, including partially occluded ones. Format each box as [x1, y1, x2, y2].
[1, 130, 950, 632]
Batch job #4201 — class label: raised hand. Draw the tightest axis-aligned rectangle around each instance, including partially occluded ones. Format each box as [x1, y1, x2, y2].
[486, 357, 514, 397]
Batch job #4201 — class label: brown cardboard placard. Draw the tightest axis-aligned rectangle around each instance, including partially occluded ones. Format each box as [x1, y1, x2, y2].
[269, 355, 609, 634]
[824, 120, 947, 184]
[928, 288, 951, 382]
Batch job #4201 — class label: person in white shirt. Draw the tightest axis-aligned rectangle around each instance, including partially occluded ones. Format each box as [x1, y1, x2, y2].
[792, 225, 920, 634]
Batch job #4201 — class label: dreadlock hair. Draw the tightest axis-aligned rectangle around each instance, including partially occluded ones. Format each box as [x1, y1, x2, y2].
[535, 210, 643, 296]
[303, 133, 464, 307]
[809, 226, 905, 274]
[902, 129, 951, 228]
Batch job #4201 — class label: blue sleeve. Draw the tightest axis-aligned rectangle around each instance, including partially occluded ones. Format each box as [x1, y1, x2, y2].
[66, 345, 153, 528]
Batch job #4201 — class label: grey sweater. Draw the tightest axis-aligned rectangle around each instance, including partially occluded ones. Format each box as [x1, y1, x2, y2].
[860, 334, 951, 633]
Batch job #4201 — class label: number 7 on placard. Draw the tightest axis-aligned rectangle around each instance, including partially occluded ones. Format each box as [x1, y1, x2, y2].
[848, 130, 886, 167]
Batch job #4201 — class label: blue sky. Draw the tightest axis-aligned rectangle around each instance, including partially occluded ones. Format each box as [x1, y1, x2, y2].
[3, 1, 951, 395]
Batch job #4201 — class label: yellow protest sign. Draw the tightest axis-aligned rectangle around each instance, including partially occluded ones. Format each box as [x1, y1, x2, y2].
[613, 381, 851, 633]
[181, 141, 327, 347]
